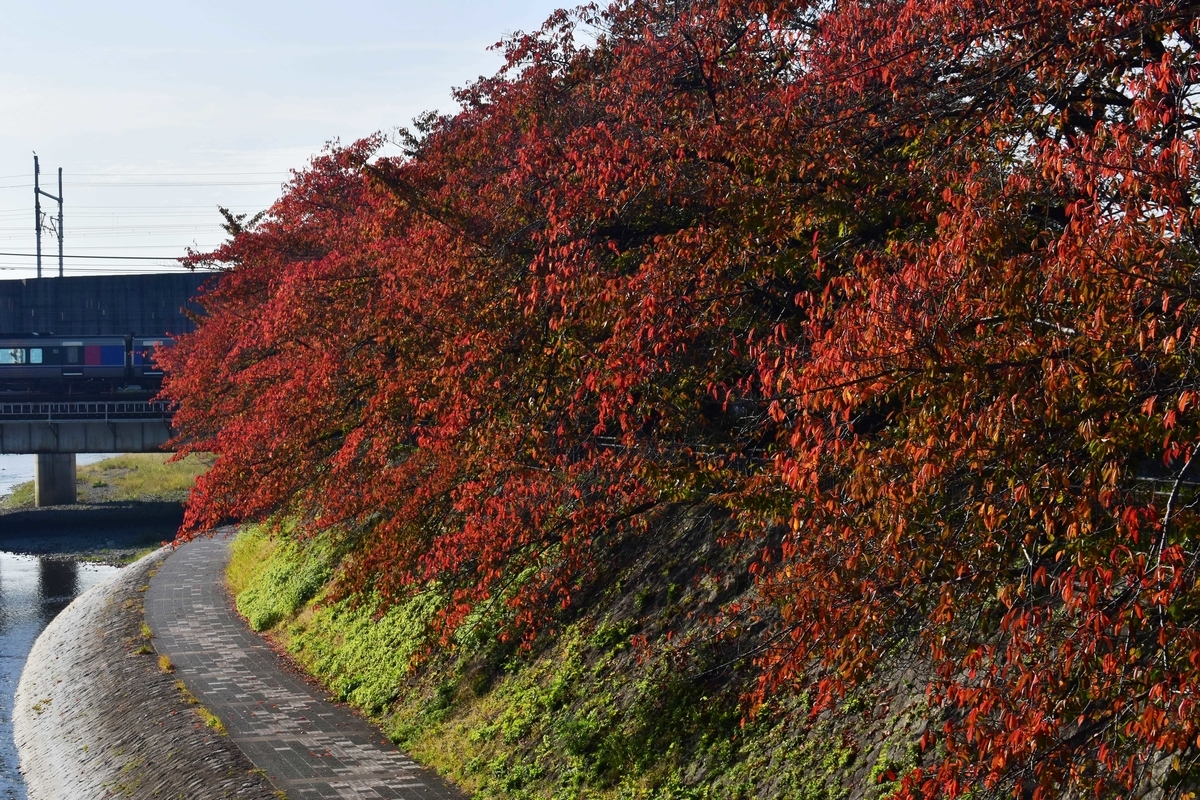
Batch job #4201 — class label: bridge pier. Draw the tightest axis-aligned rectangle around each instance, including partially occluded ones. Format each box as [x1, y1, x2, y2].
[35, 453, 76, 506]
[0, 402, 173, 506]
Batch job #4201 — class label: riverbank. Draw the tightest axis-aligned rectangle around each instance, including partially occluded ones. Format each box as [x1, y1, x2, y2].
[225, 512, 924, 800]
[14, 548, 277, 800]
[1, 453, 209, 509]
[0, 454, 116, 498]
[0, 452, 208, 798]
[0, 453, 206, 563]
[0, 503, 182, 564]
[0, 552, 121, 799]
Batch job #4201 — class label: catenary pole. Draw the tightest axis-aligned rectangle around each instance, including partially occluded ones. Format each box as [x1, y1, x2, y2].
[32, 155, 65, 280]
[33, 155, 41, 279]
[57, 167, 63, 278]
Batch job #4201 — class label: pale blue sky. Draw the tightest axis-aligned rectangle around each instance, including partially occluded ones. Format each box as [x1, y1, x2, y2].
[0, 1, 568, 277]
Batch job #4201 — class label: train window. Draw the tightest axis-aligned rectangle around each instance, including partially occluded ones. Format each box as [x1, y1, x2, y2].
[29, 348, 41, 364]
[0, 348, 25, 364]
[66, 347, 79, 364]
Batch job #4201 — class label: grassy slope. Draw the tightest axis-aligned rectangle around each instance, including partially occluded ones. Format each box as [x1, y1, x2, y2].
[228, 510, 928, 800]
[1, 453, 210, 508]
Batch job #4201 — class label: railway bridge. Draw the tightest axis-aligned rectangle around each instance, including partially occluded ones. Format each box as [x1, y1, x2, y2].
[0, 273, 209, 505]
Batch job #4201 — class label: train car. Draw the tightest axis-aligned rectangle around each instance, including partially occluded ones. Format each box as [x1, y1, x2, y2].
[131, 336, 174, 380]
[59, 337, 129, 380]
[0, 334, 174, 396]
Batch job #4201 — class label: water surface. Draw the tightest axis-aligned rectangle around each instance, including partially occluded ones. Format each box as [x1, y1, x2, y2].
[0, 554, 118, 798]
[0, 453, 126, 799]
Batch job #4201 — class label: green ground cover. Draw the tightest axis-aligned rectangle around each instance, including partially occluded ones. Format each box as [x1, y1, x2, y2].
[1, 453, 210, 508]
[228, 516, 925, 799]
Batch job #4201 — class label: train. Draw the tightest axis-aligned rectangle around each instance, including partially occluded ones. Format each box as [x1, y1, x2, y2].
[0, 334, 174, 396]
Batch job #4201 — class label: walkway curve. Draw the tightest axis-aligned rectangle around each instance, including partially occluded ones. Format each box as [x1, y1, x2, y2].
[145, 533, 464, 800]
[15, 548, 277, 800]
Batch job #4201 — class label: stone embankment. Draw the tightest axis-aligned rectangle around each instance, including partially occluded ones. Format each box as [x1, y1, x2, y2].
[14, 548, 277, 799]
[16, 534, 465, 800]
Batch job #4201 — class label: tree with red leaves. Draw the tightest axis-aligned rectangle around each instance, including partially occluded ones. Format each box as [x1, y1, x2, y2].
[163, 0, 1200, 796]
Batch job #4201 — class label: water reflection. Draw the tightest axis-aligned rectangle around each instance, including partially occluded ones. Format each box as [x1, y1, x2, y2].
[0, 553, 118, 799]
[36, 560, 78, 625]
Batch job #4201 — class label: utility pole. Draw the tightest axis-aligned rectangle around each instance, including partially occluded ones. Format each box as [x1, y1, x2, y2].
[33, 154, 64, 278]
[33, 156, 40, 279]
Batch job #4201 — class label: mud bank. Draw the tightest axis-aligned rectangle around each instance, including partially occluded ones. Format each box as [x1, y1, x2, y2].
[0, 503, 183, 563]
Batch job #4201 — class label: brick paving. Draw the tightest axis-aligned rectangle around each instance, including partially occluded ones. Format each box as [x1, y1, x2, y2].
[145, 534, 465, 800]
[14, 549, 277, 800]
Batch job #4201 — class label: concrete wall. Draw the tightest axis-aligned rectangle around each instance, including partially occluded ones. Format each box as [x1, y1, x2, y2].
[0, 273, 212, 336]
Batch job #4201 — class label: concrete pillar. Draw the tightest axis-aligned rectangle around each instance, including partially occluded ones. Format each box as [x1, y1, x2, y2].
[35, 453, 76, 506]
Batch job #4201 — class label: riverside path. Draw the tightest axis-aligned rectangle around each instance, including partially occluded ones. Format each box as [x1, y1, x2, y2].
[145, 533, 464, 800]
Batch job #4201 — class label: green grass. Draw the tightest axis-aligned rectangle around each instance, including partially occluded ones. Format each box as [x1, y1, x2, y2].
[289, 586, 442, 714]
[1, 453, 210, 508]
[173, 679, 226, 734]
[223, 517, 913, 800]
[194, 705, 227, 734]
[227, 527, 278, 596]
[231, 524, 334, 631]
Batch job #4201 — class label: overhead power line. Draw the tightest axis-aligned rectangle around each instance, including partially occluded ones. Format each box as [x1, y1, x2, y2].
[70, 172, 289, 178]
[0, 180, 282, 189]
[71, 181, 282, 187]
[0, 204, 260, 211]
[38, 245, 207, 251]
[0, 171, 285, 179]
[0, 251, 184, 261]
[0, 265, 187, 273]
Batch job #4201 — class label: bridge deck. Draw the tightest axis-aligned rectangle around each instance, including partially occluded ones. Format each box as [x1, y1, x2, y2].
[0, 399, 175, 454]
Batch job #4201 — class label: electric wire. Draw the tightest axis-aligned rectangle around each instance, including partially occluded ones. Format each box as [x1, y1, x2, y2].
[0, 251, 186, 261]
[0, 181, 281, 188]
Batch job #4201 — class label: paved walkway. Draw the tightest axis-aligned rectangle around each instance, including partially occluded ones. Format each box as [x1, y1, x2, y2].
[145, 534, 464, 800]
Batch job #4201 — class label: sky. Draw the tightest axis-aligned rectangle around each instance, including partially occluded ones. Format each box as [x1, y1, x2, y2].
[0, 0, 567, 279]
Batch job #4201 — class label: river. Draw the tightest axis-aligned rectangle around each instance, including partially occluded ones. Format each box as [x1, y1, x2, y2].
[0, 454, 126, 799]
